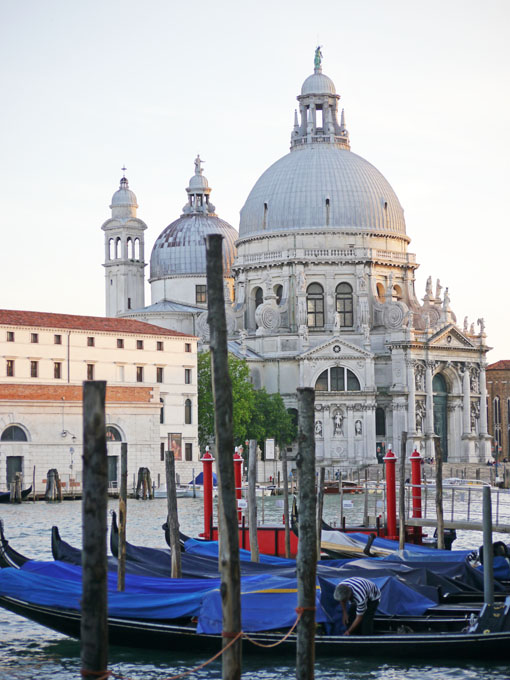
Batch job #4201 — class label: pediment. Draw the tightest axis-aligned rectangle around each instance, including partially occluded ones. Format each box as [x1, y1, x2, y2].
[427, 324, 476, 349]
[301, 336, 372, 360]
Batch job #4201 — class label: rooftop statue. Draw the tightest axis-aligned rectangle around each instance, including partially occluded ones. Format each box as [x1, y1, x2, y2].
[194, 155, 204, 175]
[314, 45, 323, 71]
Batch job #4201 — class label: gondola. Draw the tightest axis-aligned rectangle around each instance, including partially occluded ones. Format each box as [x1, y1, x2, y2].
[0, 486, 32, 504]
[0, 584, 510, 658]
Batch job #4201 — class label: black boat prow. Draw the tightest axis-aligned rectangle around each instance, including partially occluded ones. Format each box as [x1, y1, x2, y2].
[0, 520, 30, 568]
[51, 525, 82, 564]
[0, 486, 32, 504]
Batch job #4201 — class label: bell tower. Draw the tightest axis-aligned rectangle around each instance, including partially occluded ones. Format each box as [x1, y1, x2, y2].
[101, 171, 147, 317]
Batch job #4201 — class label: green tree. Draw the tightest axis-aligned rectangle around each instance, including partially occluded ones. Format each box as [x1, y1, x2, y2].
[197, 351, 255, 452]
[249, 388, 297, 453]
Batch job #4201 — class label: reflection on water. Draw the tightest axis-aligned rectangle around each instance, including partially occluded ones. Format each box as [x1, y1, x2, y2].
[0, 495, 508, 679]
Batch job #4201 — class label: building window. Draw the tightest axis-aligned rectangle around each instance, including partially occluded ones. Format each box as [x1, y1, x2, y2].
[157, 367, 163, 383]
[255, 287, 263, 309]
[106, 426, 122, 441]
[335, 282, 354, 327]
[137, 340, 144, 350]
[160, 398, 164, 424]
[54, 334, 62, 345]
[196, 285, 207, 304]
[87, 337, 95, 347]
[184, 398, 192, 424]
[30, 361, 38, 378]
[185, 343, 191, 353]
[160, 442, 165, 461]
[6, 360, 14, 377]
[136, 366, 144, 382]
[185, 443, 193, 461]
[1, 425, 27, 442]
[314, 366, 361, 392]
[117, 338, 124, 349]
[7, 331, 14, 342]
[157, 341, 164, 351]
[376, 407, 386, 436]
[307, 283, 324, 328]
[87, 364, 94, 380]
[185, 368, 192, 384]
[54, 362, 62, 379]
[31, 333, 39, 343]
[127, 297, 132, 309]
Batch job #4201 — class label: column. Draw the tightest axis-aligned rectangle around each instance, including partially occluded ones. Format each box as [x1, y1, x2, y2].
[462, 364, 471, 435]
[347, 405, 355, 463]
[479, 364, 488, 436]
[407, 360, 416, 435]
[425, 362, 434, 435]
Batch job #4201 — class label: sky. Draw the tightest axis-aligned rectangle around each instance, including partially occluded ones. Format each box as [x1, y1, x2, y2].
[1, 0, 509, 361]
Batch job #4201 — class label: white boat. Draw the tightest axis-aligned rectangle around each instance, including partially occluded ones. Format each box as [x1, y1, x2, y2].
[153, 485, 192, 499]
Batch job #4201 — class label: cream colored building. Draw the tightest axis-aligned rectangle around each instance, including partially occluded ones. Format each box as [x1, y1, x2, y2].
[0, 309, 198, 493]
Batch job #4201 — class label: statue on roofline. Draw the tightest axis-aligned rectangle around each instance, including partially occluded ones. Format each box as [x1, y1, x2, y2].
[314, 46, 323, 71]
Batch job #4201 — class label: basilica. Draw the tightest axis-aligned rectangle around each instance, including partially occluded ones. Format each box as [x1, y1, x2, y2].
[101, 50, 491, 466]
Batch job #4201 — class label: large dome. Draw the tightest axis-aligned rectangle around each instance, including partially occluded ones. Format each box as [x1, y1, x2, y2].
[239, 145, 406, 238]
[150, 215, 237, 278]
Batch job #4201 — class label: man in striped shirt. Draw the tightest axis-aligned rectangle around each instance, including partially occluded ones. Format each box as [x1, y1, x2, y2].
[333, 577, 381, 635]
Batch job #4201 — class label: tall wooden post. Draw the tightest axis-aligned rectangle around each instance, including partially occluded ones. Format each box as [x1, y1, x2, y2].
[383, 447, 397, 539]
[296, 387, 316, 680]
[117, 442, 128, 591]
[482, 485, 494, 605]
[434, 438, 445, 549]
[81, 381, 108, 677]
[282, 446, 291, 559]
[248, 440, 260, 562]
[206, 234, 241, 680]
[165, 450, 182, 578]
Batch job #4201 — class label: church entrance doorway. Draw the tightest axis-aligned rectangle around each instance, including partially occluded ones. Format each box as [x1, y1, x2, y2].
[433, 373, 448, 462]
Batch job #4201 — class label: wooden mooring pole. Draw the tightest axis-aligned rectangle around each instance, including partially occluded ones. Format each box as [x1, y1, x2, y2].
[434, 438, 445, 549]
[398, 432, 407, 550]
[165, 449, 182, 578]
[316, 466, 325, 559]
[117, 442, 128, 591]
[206, 233, 241, 680]
[282, 446, 291, 559]
[81, 381, 108, 677]
[296, 387, 316, 680]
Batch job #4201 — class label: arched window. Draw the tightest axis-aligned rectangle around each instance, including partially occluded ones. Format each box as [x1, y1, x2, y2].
[376, 283, 385, 303]
[307, 283, 324, 328]
[1, 425, 27, 441]
[115, 237, 121, 259]
[314, 367, 360, 392]
[335, 283, 353, 327]
[108, 238, 115, 260]
[134, 238, 140, 260]
[105, 426, 122, 442]
[160, 398, 164, 424]
[376, 407, 386, 436]
[393, 285, 402, 301]
[184, 399, 192, 424]
[127, 237, 133, 259]
[254, 287, 263, 309]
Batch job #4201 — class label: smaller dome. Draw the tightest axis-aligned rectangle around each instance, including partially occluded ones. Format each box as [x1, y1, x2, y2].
[110, 177, 138, 208]
[301, 72, 336, 96]
[189, 173, 209, 190]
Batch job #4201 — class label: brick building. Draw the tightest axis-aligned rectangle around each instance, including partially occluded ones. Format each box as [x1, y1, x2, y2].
[486, 360, 510, 462]
[0, 309, 198, 493]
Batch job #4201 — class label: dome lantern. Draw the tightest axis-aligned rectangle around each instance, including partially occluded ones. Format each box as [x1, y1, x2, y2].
[182, 155, 216, 216]
[291, 48, 350, 151]
[110, 171, 138, 219]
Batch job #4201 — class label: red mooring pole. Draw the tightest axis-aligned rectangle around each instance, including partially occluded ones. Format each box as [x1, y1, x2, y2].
[233, 447, 243, 524]
[410, 448, 423, 543]
[201, 447, 214, 539]
[384, 447, 397, 539]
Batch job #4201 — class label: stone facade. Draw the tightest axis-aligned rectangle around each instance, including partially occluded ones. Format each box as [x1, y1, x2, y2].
[0, 310, 198, 492]
[486, 360, 510, 461]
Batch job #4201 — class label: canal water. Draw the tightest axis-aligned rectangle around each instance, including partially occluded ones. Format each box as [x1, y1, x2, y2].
[0, 495, 509, 680]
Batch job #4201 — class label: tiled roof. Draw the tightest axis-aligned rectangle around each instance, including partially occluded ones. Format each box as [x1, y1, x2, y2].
[0, 309, 194, 338]
[487, 360, 510, 371]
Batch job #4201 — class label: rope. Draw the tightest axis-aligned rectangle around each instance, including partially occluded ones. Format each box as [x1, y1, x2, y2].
[84, 609, 311, 679]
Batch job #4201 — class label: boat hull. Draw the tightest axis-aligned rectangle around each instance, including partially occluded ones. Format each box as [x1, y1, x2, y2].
[1, 595, 509, 658]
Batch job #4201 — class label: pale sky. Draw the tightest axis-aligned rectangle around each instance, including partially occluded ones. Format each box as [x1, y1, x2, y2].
[1, 0, 509, 360]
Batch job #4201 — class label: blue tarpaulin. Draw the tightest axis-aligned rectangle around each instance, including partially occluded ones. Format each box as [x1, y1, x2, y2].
[183, 538, 296, 566]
